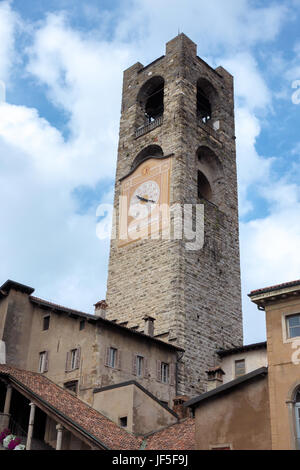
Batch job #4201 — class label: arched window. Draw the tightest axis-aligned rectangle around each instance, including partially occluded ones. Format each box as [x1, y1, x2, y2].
[295, 389, 300, 449]
[131, 145, 164, 171]
[196, 145, 223, 207]
[136, 76, 164, 128]
[196, 78, 217, 124]
[198, 171, 212, 202]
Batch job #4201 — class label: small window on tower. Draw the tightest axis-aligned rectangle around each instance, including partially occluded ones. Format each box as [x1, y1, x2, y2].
[197, 86, 212, 123]
[196, 78, 217, 125]
[198, 171, 212, 202]
[145, 83, 164, 123]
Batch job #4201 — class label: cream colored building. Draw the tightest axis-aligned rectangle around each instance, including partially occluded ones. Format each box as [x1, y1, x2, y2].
[0, 279, 182, 435]
[186, 279, 300, 450]
[250, 279, 300, 450]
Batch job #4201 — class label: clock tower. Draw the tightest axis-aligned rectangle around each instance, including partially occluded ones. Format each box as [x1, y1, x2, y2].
[105, 34, 243, 395]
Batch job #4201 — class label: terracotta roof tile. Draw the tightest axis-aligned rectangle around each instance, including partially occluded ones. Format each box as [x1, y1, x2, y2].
[144, 418, 195, 450]
[0, 365, 141, 450]
[249, 279, 300, 296]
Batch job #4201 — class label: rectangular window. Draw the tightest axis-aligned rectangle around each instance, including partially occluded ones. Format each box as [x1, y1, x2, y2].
[71, 349, 79, 370]
[109, 347, 117, 368]
[235, 359, 245, 378]
[79, 319, 85, 331]
[136, 355, 144, 377]
[161, 363, 169, 384]
[287, 314, 300, 339]
[64, 380, 78, 394]
[119, 417, 127, 428]
[43, 315, 50, 331]
[39, 351, 48, 373]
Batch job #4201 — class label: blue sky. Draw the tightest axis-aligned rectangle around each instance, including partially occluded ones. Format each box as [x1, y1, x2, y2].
[0, 0, 300, 345]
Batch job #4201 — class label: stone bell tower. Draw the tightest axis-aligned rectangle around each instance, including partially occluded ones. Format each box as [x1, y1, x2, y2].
[105, 34, 243, 395]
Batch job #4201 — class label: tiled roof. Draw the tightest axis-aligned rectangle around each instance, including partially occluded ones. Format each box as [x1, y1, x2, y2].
[0, 365, 141, 450]
[249, 279, 300, 297]
[29, 296, 184, 352]
[185, 367, 268, 409]
[144, 418, 195, 450]
[217, 341, 267, 357]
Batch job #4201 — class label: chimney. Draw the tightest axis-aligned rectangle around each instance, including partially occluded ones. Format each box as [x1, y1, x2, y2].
[94, 300, 108, 318]
[206, 366, 225, 391]
[173, 396, 189, 419]
[143, 316, 155, 337]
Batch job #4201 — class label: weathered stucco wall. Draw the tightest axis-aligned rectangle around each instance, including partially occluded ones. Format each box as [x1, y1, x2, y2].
[221, 349, 267, 384]
[93, 383, 177, 435]
[0, 287, 178, 409]
[264, 296, 300, 450]
[194, 375, 272, 450]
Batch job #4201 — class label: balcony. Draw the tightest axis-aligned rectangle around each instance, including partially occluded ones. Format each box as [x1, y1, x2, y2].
[135, 115, 163, 138]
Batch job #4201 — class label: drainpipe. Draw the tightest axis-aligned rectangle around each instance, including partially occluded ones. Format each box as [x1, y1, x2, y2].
[175, 351, 185, 397]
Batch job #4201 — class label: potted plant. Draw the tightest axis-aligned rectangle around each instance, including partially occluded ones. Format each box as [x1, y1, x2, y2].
[14, 444, 25, 450]
[0, 428, 10, 444]
[3, 434, 16, 449]
[8, 437, 21, 450]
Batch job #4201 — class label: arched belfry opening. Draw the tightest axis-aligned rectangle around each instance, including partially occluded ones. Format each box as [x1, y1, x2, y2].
[196, 78, 217, 123]
[196, 145, 223, 206]
[136, 76, 164, 128]
[131, 145, 164, 171]
[197, 171, 212, 201]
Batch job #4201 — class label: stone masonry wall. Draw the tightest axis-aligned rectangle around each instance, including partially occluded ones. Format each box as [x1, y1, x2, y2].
[105, 34, 243, 396]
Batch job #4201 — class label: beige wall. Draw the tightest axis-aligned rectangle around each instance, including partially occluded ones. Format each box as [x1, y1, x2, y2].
[93, 385, 134, 432]
[1, 289, 34, 369]
[194, 376, 272, 450]
[26, 306, 99, 405]
[221, 349, 267, 385]
[264, 296, 300, 450]
[97, 324, 177, 405]
[93, 383, 177, 435]
[0, 287, 178, 412]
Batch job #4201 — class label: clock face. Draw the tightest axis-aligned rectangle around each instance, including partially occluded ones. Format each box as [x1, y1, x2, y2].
[119, 157, 171, 246]
[129, 180, 160, 217]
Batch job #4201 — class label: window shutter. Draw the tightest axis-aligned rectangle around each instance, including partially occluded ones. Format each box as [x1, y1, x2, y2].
[65, 351, 71, 372]
[132, 353, 137, 376]
[144, 357, 149, 378]
[105, 347, 110, 366]
[170, 363, 175, 386]
[44, 351, 49, 373]
[156, 360, 162, 382]
[75, 347, 81, 369]
[117, 350, 122, 370]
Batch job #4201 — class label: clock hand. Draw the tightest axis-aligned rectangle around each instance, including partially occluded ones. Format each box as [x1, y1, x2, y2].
[136, 195, 155, 203]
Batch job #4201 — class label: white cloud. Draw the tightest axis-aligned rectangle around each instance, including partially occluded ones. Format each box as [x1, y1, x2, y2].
[0, 0, 18, 83]
[115, 0, 288, 57]
[0, 1, 297, 344]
